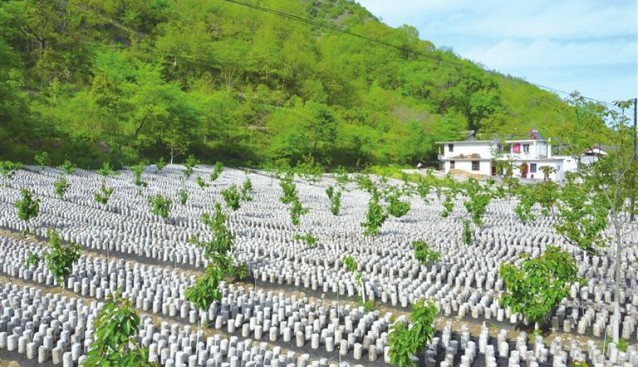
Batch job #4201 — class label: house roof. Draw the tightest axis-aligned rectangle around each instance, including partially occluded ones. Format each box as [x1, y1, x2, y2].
[436, 140, 495, 145]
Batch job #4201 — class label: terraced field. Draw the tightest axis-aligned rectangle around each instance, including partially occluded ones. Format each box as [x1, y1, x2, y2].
[0, 165, 636, 366]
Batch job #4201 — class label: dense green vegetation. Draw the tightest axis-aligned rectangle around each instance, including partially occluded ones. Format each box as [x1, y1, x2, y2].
[0, 0, 577, 168]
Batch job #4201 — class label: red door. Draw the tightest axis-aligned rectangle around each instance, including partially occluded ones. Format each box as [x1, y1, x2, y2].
[521, 163, 528, 178]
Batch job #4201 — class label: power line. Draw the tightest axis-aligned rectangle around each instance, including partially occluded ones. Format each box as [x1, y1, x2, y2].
[222, 0, 627, 106]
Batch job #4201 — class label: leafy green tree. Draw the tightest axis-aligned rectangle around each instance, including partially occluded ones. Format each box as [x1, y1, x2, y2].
[461, 219, 473, 246]
[53, 178, 69, 199]
[59, 160, 76, 175]
[499, 246, 578, 331]
[183, 155, 198, 178]
[553, 100, 637, 342]
[199, 203, 235, 265]
[0, 160, 23, 185]
[155, 157, 166, 172]
[25, 228, 80, 284]
[277, 170, 308, 225]
[279, 171, 298, 204]
[148, 193, 172, 220]
[195, 176, 209, 189]
[85, 294, 155, 367]
[177, 188, 188, 205]
[325, 185, 342, 216]
[131, 161, 148, 189]
[342, 255, 368, 304]
[412, 240, 441, 265]
[540, 166, 556, 181]
[185, 263, 224, 311]
[15, 188, 39, 233]
[94, 184, 113, 206]
[240, 177, 253, 201]
[289, 198, 309, 226]
[361, 190, 388, 236]
[416, 176, 432, 203]
[386, 190, 410, 218]
[221, 185, 241, 211]
[355, 174, 377, 194]
[334, 167, 351, 189]
[440, 181, 460, 219]
[294, 233, 317, 248]
[210, 161, 223, 182]
[388, 299, 438, 367]
[461, 178, 492, 228]
[187, 201, 248, 319]
[34, 152, 49, 169]
[97, 161, 115, 177]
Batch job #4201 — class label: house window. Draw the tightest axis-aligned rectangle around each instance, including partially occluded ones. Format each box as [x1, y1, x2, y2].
[471, 161, 480, 171]
[450, 161, 455, 169]
[523, 144, 530, 153]
[448, 144, 454, 153]
[530, 163, 537, 173]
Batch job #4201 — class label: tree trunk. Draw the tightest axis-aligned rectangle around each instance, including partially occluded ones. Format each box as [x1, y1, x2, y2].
[360, 278, 366, 304]
[613, 211, 622, 343]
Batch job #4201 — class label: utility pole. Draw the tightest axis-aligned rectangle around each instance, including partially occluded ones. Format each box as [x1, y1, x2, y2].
[631, 97, 637, 221]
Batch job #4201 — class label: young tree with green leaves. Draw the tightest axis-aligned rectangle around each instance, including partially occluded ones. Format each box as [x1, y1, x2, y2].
[289, 198, 309, 226]
[148, 193, 172, 220]
[34, 152, 49, 169]
[294, 233, 317, 248]
[221, 184, 241, 211]
[15, 188, 39, 233]
[85, 294, 156, 367]
[388, 299, 438, 367]
[131, 161, 148, 190]
[540, 166, 557, 181]
[209, 161, 223, 182]
[183, 154, 198, 178]
[155, 157, 166, 173]
[325, 185, 342, 216]
[185, 263, 224, 312]
[53, 178, 69, 199]
[553, 135, 637, 341]
[278, 171, 309, 225]
[97, 161, 115, 177]
[94, 184, 113, 206]
[279, 171, 298, 204]
[554, 96, 638, 343]
[499, 246, 578, 331]
[25, 228, 80, 285]
[342, 255, 371, 309]
[386, 189, 411, 218]
[177, 188, 188, 205]
[0, 160, 23, 187]
[195, 176, 209, 189]
[361, 189, 388, 236]
[458, 178, 494, 245]
[412, 240, 441, 266]
[439, 179, 460, 219]
[59, 160, 76, 175]
[240, 177, 253, 202]
[186, 202, 249, 331]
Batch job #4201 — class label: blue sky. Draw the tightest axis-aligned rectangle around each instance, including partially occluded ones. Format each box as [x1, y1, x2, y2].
[357, 0, 637, 103]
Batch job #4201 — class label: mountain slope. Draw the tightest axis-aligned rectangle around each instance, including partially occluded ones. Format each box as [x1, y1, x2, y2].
[0, 0, 576, 167]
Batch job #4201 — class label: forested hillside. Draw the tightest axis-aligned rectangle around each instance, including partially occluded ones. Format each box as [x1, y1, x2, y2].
[0, 0, 577, 168]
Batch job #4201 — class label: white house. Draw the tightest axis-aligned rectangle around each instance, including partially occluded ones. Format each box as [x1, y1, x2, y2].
[436, 130, 570, 181]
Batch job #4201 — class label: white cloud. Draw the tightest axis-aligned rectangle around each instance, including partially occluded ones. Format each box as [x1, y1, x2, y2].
[357, 0, 638, 101]
[464, 38, 636, 69]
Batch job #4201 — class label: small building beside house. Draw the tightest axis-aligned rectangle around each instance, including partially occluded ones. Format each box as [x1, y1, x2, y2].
[437, 130, 572, 181]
